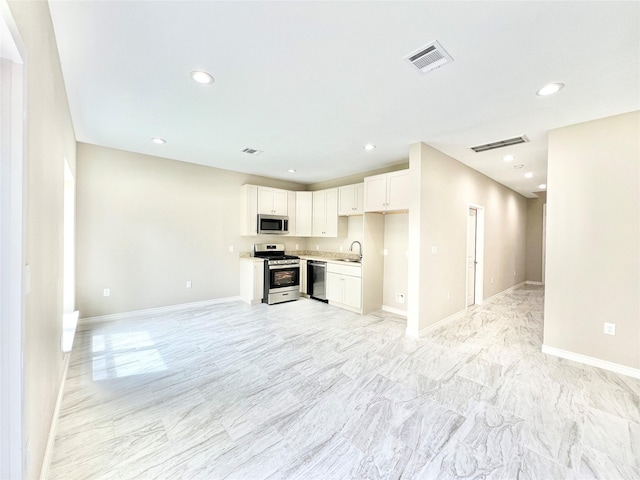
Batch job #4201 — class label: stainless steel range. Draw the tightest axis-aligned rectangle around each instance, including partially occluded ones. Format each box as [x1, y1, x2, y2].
[253, 243, 300, 305]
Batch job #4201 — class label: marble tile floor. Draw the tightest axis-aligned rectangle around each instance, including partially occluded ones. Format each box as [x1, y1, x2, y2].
[49, 286, 640, 480]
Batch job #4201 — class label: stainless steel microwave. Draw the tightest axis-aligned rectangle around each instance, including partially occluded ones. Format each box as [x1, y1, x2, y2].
[258, 214, 289, 234]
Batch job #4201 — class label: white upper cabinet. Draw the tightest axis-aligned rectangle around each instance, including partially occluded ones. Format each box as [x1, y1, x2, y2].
[285, 191, 296, 236]
[257, 186, 288, 215]
[240, 184, 258, 236]
[363, 169, 410, 212]
[338, 183, 364, 216]
[312, 188, 339, 237]
[295, 191, 313, 237]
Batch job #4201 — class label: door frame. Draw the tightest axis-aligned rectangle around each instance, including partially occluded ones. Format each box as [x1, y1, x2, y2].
[467, 203, 485, 305]
[0, 2, 26, 478]
[542, 203, 546, 285]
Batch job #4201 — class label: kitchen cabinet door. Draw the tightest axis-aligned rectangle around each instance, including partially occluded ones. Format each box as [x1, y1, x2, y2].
[295, 191, 313, 236]
[258, 187, 289, 215]
[363, 174, 388, 212]
[338, 183, 364, 216]
[285, 191, 296, 236]
[342, 275, 362, 309]
[272, 189, 289, 215]
[299, 259, 308, 294]
[312, 188, 338, 237]
[386, 170, 410, 211]
[364, 170, 409, 212]
[312, 190, 326, 236]
[326, 271, 342, 303]
[240, 184, 258, 236]
[354, 183, 364, 215]
[323, 188, 339, 236]
[239, 259, 264, 305]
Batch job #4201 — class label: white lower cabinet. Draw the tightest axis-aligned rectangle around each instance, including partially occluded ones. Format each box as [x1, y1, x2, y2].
[239, 258, 264, 305]
[300, 259, 308, 294]
[326, 262, 361, 311]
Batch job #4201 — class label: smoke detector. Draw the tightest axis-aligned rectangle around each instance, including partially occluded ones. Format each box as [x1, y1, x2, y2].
[404, 40, 453, 74]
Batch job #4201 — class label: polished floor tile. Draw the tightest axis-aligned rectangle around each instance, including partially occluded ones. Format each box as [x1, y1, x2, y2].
[48, 287, 640, 479]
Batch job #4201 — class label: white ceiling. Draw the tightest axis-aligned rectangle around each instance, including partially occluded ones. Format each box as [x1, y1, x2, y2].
[48, 1, 639, 198]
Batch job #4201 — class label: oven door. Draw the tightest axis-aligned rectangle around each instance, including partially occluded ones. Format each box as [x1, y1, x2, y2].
[266, 264, 300, 304]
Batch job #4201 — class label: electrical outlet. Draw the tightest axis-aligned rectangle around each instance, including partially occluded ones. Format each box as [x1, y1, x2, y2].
[604, 323, 616, 335]
[295, 244, 299, 249]
[316, 244, 320, 250]
[229, 245, 234, 253]
[103, 288, 110, 297]
[396, 293, 405, 304]
[383, 249, 388, 256]
[491, 278, 494, 285]
[431, 246, 438, 254]
[339, 246, 343, 252]
[514, 270, 517, 276]
[186, 281, 192, 288]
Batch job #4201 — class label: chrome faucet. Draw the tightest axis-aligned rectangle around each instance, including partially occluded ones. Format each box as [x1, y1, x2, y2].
[349, 240, 363, 260]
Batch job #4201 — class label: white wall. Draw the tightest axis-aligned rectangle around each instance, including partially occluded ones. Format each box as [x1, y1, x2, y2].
[408, 142, 527, 335]
[525, 191, 546, 283]
[76, 143, 308, 318]
[7, 1, 77, 477]
[544, 111, 640, 369]
[383, 213, 408, 312]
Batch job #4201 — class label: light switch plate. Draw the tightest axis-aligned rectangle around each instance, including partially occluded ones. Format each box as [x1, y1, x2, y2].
[604, 322, 616, 335]
[431, 246, 438, 254]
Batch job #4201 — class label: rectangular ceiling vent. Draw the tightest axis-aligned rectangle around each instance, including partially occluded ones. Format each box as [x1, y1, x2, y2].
[470, 135, 529, 153]
[404, 40, 453, 74]
[242, 147, 263, 156]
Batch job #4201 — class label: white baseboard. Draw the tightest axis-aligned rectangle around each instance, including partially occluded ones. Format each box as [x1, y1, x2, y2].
[525, 280, 544, 286]
[483, 281, 526, 304]
[405, 282, 529, 338]
[39, 352, 71, 480]
[542, 345, 640, 380]
[406, 308, 466, 338]
[79, 296, 241, 327]
[381, 305, 408, 317]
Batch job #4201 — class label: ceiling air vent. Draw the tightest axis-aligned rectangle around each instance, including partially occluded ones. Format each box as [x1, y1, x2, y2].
[404, 40, 453, 74]
[242, 147, 263, 156]
[470, 135, 529, 153]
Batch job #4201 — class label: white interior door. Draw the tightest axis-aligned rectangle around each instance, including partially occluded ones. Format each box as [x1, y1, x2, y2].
[466, 208, 477, 306]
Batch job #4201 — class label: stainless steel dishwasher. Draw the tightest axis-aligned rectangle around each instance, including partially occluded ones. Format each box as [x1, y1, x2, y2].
[308, 261, 327, 302]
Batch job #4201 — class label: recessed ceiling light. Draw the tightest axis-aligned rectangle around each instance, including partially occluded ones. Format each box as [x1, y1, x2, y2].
[524, 172, 534, 178]
[190, 70, 215, 85]
[288, 169, 296, 173]
[514, 164, 524, 169]
[536, 82, 564, 96]
[151, 137, 166, 144]
[363, 144, 376, 151]
[503, 154, 515, 162]
[538, 184, 547, 189]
